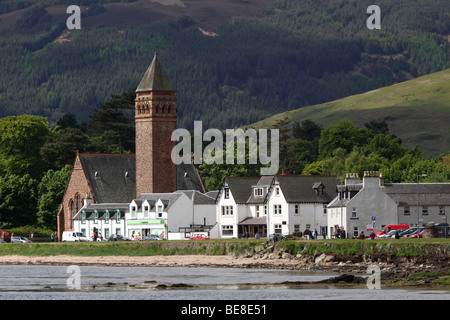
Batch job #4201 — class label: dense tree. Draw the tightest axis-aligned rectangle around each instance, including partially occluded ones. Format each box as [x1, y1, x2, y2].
[36, 165, 72, 229]
[87, 88, 136, 154]
[40, 128, 92, 170]
[0, 174, 38, 228]
[0, 115, 51, 178]
[318, 119, 371, 160]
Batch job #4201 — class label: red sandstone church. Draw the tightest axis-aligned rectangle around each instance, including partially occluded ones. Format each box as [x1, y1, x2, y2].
[57, 55, 206, 240]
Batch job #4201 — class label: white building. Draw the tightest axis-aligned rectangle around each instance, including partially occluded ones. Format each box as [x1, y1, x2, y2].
[327, 171, 450, 238]
[216, 175, 339, 239]
[73, 190, 216, 240]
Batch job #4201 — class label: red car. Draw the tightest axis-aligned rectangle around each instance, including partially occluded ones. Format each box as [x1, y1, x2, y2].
[190, 233, 210, 240]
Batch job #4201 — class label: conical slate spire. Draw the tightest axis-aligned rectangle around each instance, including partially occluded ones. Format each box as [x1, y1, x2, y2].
[136, 53, 175, 92]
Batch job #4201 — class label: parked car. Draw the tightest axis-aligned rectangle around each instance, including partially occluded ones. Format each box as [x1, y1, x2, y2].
[0, 239, 6, 244]
[107, 234, 131, 241]
[375, 224, 409, 237]
[190, 233, 210, 240]
[62, 231, 91, 242]
[399, 228, 418, 238]
[408, 228, 424, 238]
[377, 229, 406, 238]
[142, 234, 164, 241]
[11, 236, 32, 243]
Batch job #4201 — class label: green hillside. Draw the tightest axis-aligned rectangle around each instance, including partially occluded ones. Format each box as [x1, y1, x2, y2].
[249, 68, 450, 155]
[0, 0, 449, 130]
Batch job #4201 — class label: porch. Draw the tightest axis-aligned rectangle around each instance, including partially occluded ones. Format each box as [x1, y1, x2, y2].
[238, 217, 267, 239]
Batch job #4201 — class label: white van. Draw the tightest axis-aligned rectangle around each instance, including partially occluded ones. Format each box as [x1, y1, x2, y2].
[62, 231, 90, 242]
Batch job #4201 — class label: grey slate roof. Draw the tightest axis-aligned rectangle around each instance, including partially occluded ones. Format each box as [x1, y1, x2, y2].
[136, 54, 175, 92]
[382, 183, 450, 206]
[73, 203, 128, 220]
[177, 190, 216, 205]
[224, 177, 261, 204]
[79, 154, 136, 204]
[136, 193, 183, 211]
[246, 176, 274, 204]
[79, 154, 205, 205]
[274, 175, 339, 203]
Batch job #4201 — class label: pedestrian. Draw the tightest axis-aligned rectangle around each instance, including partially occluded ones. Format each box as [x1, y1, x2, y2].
[395, 230, 400, 239]
[255, 233, 260, 239]
[370, 231, 375, 240]
[359, 231, 365, 239]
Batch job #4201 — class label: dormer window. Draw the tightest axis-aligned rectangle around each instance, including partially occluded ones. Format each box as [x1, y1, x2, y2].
[224, 188, 230, 199]
[254, 188, 263, 196]
[131, 206, 137, 219]
[313, 182, 324, 195]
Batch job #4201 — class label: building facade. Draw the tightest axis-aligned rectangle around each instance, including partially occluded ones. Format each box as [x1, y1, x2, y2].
[327, 171, 450, 238]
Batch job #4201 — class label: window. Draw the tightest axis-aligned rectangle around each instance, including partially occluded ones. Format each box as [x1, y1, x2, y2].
[275, 187, 280, 196]
[255, 206, 260, 217]
[131, 206, 136, 219]
[93, 210, 98, 224]
[323, 204, 327, 214]
[157, 205, 163, 218]
[81, 229, 86, 237]
[221, 206, 234, 216]
[254, 188, 263, 196]
[81, 210, 86, 224]
[104, 228, 110, 238]
[439, 206, 445, 215]
[70, 200, 75, 217]
[115, 209, 121, 223]
[115, 228, 121, 235]
[224, 188, 230, 199]
[144, 206, 149, 218]
[294, 204, 299, 215]
[274, 204, 282, 215]
[422, 206, 428, 215]
[294, 224, 300, 233]
[222, 225, 233, 236]
[351, 208, 357, 219]
[104, 210, 110, 223]
[264, 205, 268, 215]
[404, 206, 410, 215]
[274, 224, 282, 234]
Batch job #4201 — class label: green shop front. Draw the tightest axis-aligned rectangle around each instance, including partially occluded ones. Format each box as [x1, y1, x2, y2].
[126, 219, 167, 240]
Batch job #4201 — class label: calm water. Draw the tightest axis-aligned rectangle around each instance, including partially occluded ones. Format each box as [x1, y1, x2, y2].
[0, 265, 448, 300]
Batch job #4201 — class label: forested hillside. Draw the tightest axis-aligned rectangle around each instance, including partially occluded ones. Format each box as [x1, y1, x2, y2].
[0, 0, 449, 130]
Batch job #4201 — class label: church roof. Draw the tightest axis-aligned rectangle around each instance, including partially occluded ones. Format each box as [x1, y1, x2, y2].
[78, 153, 205, 204]
[136, 54, 175, 92]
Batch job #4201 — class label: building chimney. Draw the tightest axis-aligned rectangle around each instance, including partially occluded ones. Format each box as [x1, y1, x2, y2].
[363, 171, 380, 188]
[83, 192, 92, 207]
[345, 173, 360, 185]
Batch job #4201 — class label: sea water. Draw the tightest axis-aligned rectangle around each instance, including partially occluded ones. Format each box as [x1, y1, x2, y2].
[0, 265, 448, 300]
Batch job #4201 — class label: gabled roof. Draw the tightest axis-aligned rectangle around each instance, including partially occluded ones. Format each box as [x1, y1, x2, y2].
[274, 175, 339, 203]
[223, 177, 261, 204]
[136, 193, 183, 211]
[177, 190, 216, 205]
[136, 54, 175, 92]
[73, 203, 128, 220]
[78, 154, 205, 204]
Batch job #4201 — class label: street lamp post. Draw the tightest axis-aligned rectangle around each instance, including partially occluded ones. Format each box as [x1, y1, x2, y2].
[416, 174, 427, 233]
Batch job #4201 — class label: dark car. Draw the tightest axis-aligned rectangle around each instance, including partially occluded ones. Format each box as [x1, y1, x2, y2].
[107, 234, 131, 241]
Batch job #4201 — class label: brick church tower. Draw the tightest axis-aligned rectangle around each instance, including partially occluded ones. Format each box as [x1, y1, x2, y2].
[135, 53, 177, 195]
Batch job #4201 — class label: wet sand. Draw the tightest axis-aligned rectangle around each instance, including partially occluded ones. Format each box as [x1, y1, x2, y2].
[0, 255, 302, 269]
